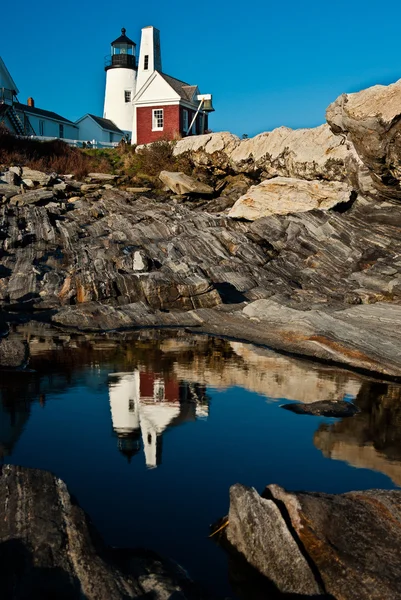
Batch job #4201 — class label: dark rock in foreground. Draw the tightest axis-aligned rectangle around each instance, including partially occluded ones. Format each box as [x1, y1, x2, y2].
[0, 339, 28, 369]
[281, 399, 360, 417]
[0, 464, 212, 599]
[225, 483, 401, 600]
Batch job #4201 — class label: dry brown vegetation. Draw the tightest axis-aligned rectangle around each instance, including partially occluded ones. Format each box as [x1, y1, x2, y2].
[0, 124, 111, 179]
[0, 126, 194, 185]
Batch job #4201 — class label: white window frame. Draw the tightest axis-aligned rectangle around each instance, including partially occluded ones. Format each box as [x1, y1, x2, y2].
[144, 55, 149, 70]
[152, 109, 164, 131]
[183, 109, 188, 133]
[124, 90, 131, 103]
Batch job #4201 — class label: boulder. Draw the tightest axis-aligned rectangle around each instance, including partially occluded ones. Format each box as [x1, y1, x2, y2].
[21, 168, 54, 186]
[1, 171, 19, 185]
[159, 171, 214, 195]
[229, 177, 352, 220]
[281, 399, 360, 417]
[173, 126, 354, 182]
[0, 464, 212, 600]
[0, 183, 21, 199]
[0, 339, 28, 368]
[225, 483, 401, 600]
[226, 485, 321, 595]
[230, 124, 353, 181]
[326, 78, 401, 199]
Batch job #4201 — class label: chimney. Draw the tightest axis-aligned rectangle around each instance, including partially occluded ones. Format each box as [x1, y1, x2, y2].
[27, 97, 35, 107]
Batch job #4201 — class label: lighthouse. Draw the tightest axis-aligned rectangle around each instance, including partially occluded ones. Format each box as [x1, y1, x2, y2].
[103, 28, 137, 133]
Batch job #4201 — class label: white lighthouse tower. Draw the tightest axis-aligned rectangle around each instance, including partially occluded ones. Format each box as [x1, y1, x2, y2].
[103, 28, 137, 134]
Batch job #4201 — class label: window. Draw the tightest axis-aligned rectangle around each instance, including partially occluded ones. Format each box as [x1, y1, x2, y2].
[124, 90, 131, 103]
[109, 132, 114, 143]
[59, 124, 64, 139]
[144, 55, 149, 70]
[182, 109, 188, 133]
[152, 109, 164, 131]
[39, 120, 44, 136]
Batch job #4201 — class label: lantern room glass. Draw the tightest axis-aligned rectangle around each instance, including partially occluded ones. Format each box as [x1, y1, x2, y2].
[112, 43, 134, 56]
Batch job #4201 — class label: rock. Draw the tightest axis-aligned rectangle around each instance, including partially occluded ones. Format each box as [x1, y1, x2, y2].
[126, 186, 152, 193]
[87, 173, 119, 182]
[159, 171, 214, 195]
[80, 183, 101, 193]
[0, 464, 212, 600]
[226, 484, 321, 595]
[241, 300, 401, 377]
[21, 167, 54, 186]
[281, 399, 360, 417]
[224, 482, 401, 600]
[229, 177, 352, 220]
[266, 484, 401, 600]
[230, 124, 353, 181]
[326, 78, 401, 199]
[173, 125, 353, 182]
[1, 171, 19, 185]
[22, 178, 36, 189]
[9, 189, 55, 206]
[0, 338, 28, 368]
[0, 183, 21, 199]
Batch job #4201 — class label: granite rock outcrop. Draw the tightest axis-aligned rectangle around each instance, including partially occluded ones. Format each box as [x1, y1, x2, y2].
[224, 482, 401, 599]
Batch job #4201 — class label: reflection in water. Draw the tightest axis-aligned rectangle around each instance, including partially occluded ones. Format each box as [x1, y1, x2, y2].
[314, 382, 401, 486]
[109, 371, 209, 467]
[0, 325, 401, 598]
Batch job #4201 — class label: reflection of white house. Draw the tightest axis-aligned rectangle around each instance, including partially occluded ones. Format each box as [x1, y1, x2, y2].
[108, 370, 208, 468]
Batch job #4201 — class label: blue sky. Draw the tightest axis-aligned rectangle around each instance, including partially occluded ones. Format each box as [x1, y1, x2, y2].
[2, 0, 401, 137]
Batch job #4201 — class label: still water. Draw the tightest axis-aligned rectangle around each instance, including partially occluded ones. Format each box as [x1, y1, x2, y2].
[1, 327, 400, 597]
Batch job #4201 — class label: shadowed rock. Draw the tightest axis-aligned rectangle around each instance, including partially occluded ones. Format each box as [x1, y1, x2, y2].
[281, 399, 360, 417]
[0, 464, 213, 599]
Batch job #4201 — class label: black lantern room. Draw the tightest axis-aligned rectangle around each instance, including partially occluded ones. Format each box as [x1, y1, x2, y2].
[105, 28, 136, 71]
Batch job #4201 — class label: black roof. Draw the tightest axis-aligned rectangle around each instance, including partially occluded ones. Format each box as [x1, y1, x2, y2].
[111, 28, 136, 46]
[87, 114, 123, 133]
[14, 103, 75, 125]
[158, 72, 198, 102]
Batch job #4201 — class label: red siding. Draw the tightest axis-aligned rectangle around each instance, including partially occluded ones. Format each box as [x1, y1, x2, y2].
[136, 105, 180, 145]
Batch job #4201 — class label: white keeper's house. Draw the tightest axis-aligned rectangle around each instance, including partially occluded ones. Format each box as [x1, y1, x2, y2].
[0, 26, 214, 146]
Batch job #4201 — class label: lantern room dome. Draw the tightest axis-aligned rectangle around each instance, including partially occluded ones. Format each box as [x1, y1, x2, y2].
[111, 28, 136, 47]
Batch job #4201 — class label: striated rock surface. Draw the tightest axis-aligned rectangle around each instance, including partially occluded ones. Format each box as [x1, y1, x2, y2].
[0, 464, 212, 599]
[225, 482, 401, 600]
[229, 177, 352, 220]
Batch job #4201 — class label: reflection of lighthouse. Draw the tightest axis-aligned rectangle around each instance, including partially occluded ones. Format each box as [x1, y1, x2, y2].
[108, 371, 209, 468]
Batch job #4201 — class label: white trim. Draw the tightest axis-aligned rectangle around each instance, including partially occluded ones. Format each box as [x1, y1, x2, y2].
[74, 113, 123, 135]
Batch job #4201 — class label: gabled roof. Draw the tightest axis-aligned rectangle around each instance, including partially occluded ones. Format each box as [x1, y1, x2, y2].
[158, 73, 198, 102]
[0, 57, 19, 95]
[14, 102, 76, 125]
[76, 114, 123, 134]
